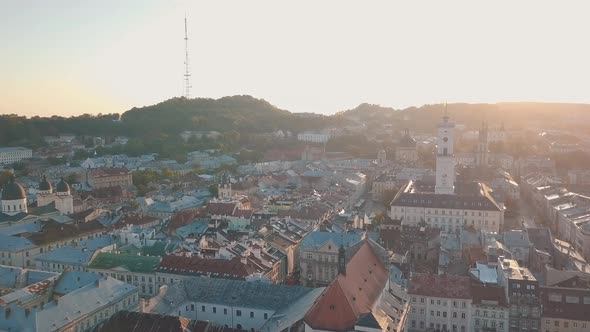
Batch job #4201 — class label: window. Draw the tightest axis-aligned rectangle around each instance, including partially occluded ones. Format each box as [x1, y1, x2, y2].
[250, 311, 254, 318]
[420, 297, 425, 303]
[224, 308, 228, 315]
[443, 312, 447, 318]
[264, 313, 268, 319]
[437, 311, 440, 317]
[191, 304, 194, 311]
[201, 306, 205, 312]
[236, 310, 242, 317]
[453, 312, 457, 318]
[461, 313, 466, 319]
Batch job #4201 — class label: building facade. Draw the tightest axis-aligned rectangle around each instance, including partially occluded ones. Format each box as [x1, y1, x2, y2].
[36, 176, 74, 215]
[87, 167, 133, 189]
[0, 147, 32, 165]
[497, 257, 541, 332]
[406, 274, 473, 332]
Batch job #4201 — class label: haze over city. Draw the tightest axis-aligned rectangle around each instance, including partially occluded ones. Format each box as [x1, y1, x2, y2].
[2, 0, 590, 117]
[4, 2, 590, 332]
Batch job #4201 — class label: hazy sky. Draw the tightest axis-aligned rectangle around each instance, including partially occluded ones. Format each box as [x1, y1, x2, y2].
[2, 0, 590, 117]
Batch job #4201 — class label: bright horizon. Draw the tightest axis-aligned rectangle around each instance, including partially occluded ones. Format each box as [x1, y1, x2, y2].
[2, 0, 590, 117]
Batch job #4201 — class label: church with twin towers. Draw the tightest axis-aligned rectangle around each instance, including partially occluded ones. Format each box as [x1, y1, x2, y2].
[390, 109, 504, 233]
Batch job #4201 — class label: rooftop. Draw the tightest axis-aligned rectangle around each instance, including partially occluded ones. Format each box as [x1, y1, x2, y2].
[304, 242, 389, 331]
[149, 277, 314, 314]
[301, 230, 364, 251]
[95, 311, 201, 332]
[408, 274, 472, 299]
[156, 256, 255, 279]
[391, 180, 502, 211]
[498, 257, 536, 281]
[88, 253, 161, 273]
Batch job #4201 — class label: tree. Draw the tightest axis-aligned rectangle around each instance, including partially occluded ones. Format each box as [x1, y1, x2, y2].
[208, 184, 219, 198]
[0, 170, 14, 190]
[66, 173, 79, 184]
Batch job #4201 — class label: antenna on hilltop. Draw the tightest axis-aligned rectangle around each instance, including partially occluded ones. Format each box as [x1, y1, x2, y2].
[183, 15, 192, 98]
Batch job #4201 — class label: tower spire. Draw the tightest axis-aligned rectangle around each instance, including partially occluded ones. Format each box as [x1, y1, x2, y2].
[183, 16, 192, 98]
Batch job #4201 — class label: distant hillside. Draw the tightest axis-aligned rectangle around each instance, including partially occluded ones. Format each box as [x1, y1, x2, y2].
[0, 95, 331, 147]
[2, 97, 590, 149]
[341, 102, 590, 133]
[121, 95, 294, 135]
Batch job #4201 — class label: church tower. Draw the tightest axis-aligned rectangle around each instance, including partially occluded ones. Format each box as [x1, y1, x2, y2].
[476, 121, 489, 167]
[435, 109, 456, 195]
[217, 172, 232, 199]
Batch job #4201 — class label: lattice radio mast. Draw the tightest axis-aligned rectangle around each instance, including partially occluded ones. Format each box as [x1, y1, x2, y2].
[183, 16, 192, 98]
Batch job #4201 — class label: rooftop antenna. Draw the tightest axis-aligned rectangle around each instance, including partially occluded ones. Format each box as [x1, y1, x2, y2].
[183, 15, 192, 98]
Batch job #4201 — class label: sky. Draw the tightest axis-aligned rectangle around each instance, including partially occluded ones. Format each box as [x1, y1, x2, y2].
[1, 0, 590, 117]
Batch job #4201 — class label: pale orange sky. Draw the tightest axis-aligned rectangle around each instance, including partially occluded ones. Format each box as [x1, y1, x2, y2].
[1, 0, 590, 117]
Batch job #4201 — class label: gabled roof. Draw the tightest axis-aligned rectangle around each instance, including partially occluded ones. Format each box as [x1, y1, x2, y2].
[304, 242, 388, 331]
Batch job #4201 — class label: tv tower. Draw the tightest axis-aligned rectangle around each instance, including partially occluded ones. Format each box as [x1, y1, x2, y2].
[183, 16, 192, 98]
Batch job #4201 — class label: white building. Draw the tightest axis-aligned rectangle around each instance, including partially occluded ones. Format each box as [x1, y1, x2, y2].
[0, 147, 32, 165]
[145, 277, 322, 332]
[470, 285, 509, 332]
[297, 131, 331, 144]
[1, 177, 28, 216]
[406, 274, 473, 332]
[0, 272, 139, 332]
[435, 113, 456, 194]
[390, 113, 504, 233]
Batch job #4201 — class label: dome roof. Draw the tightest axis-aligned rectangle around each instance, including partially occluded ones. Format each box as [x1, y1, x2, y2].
[2, 177, 27, 201]
[39, 176, 52, 192]
[55, 177, 71, 194]
[399, 131, 416, 148]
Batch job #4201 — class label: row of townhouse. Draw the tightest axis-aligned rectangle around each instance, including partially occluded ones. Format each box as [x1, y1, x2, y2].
[521, 173, 590, 261]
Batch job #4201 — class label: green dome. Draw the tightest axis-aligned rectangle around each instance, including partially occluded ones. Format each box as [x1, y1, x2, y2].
[39, 176, 52, 192]
[2, 178, 26, 201]
[55, 178, 71, 194]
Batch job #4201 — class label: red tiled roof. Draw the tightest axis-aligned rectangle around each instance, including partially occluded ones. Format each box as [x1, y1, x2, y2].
[304, 242, 388, 331]
[232, 209, 253, 219]
[207, 202, 237, 216]
[90, 167, 130, 177]
[167, 209, 206, 232]
[408, 274, 472, 299]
